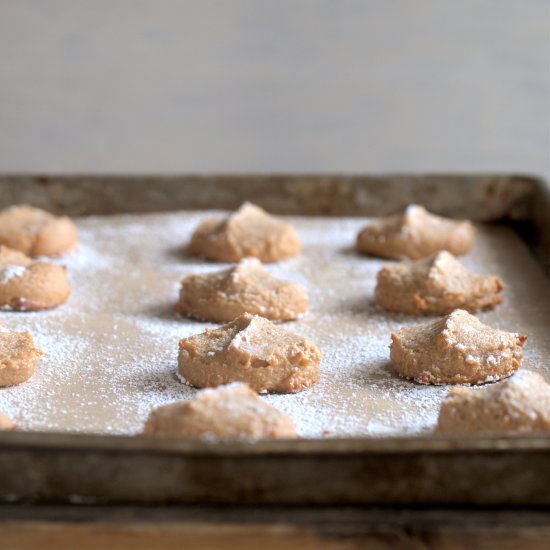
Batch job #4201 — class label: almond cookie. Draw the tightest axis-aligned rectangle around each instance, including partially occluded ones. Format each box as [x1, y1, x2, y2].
[188, 202, 301, 263]
[376, 251, 504, 315]
[0, 412, 16, 431]
[436, 371, 550, 435]
[0, 324, 43, 386]
[0, 246, 71, 310]
[357, 205, 475, 260]
[175, 258, 308, 322]
[390, 309, 526, 385]
[178, 313, 321, 393]
[0, 205, 78, 257]
[143, 383, 297, 440]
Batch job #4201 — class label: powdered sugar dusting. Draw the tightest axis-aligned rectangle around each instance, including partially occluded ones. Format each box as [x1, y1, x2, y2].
[0, 210, 548, 438]
[0, 265, 27, 284]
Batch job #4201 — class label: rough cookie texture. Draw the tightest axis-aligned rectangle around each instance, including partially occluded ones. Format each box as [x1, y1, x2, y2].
[0, 412, 16, 431]
[436, 371, 550, 435]
[188, 202, 301, 263]
[0, 324, 43, 386]
[356, 205, 475, 260]
[143, 383, 297, 440]
[178, 313, 321, 393]
[175, 258, 308, 322]
[0, 246, 71, 310]
[390, 309, 526, 385]
[0, 205, 78, 257]
[376, 251, 504, 315]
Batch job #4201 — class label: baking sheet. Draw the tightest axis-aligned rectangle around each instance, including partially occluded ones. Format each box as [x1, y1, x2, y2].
[0, 210, 548, 437]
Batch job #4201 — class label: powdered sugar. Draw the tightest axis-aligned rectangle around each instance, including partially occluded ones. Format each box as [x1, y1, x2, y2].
[0, 265, 27, 284]
[230, 329, 249, 350]
[0, 210, 547, 438]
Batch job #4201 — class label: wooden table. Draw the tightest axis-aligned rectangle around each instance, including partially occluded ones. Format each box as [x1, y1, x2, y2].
[2, 505, 550, 549]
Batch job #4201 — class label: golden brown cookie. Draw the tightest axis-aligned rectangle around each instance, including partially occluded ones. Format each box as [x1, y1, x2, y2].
[0, 411, 16, 431]
[390, 309, 526, 385]
[0, 324, 43, 386]
[375, 251, 504, 315]
[357, 205, 475, 260]
[143, 383, 297, 440]
[435, 371, 550, 435]
[178, 313, 321, 393]
[188, 202, 301, 263]
[0, 205, 78, 257]
[0, 246, 71, 310]
[175, 258, 308, 322]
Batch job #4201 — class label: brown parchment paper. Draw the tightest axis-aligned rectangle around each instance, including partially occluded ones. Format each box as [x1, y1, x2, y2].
[0, 210, 548, 437]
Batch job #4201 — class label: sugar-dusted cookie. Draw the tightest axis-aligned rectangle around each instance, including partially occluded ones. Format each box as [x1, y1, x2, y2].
[436, 371, 550, 435]
[376, 251, 504, 315]
[175, 258, 308, 322]
[0, 246, 71, 310]
[0, 412, 16, 431]
[390, 309, 526, 385]
[356, 205, 475, 260]
[178, 313, 321, 393]
[0, 324, 43, 386]
[143, 383, 297, 440]
[0, 205, 78, 257]
[188, 202, 301, 263]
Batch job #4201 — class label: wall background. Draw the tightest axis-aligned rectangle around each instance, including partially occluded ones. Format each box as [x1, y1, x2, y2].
[0, 0, 548, 180]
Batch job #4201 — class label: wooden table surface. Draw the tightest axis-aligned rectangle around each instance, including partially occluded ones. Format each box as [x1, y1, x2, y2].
[2, 505, 550, 550]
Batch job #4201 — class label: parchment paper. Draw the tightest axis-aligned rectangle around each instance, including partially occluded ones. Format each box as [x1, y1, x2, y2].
[0, 211, 548, 437]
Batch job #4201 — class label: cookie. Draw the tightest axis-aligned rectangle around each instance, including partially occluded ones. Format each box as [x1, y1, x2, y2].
[0, 205, 78, 257]
[356, 205, 475, 260]
[375, 251, 504, 315]
[0, 324, 43, 386]
[143, 382, 297, 440]
[436, 371, 550, 435]
[390, 309, 526, 385]
[188, 202, 301, 263]
[0, 246, 71, 310]
[178, 313, 321, 393]
[0, 412, 15, 431]
[175, 258, 308, 322]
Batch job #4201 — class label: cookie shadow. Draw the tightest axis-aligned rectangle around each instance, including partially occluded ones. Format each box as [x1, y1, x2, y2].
[340, 360, 397, 389]
[377, 360, 398, 380]
[338, 295, 378, 316]
[166, 244, 235, 267]
[138, 300, 219, 327]
[360, 360, 416, 389]
[166, 243, 210, 265]
[128, 361, 198, 394]
[369, 361, 450, 389]
[339, 245, 360, 258]
[340, 245, 400, 263]
[137, 301, 179, 322]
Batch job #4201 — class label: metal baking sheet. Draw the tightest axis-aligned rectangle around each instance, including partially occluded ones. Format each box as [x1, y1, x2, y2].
[0, 174, 548, 506]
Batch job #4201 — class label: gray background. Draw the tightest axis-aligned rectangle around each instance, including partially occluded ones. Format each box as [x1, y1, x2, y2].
[1, 0, 549, 179]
